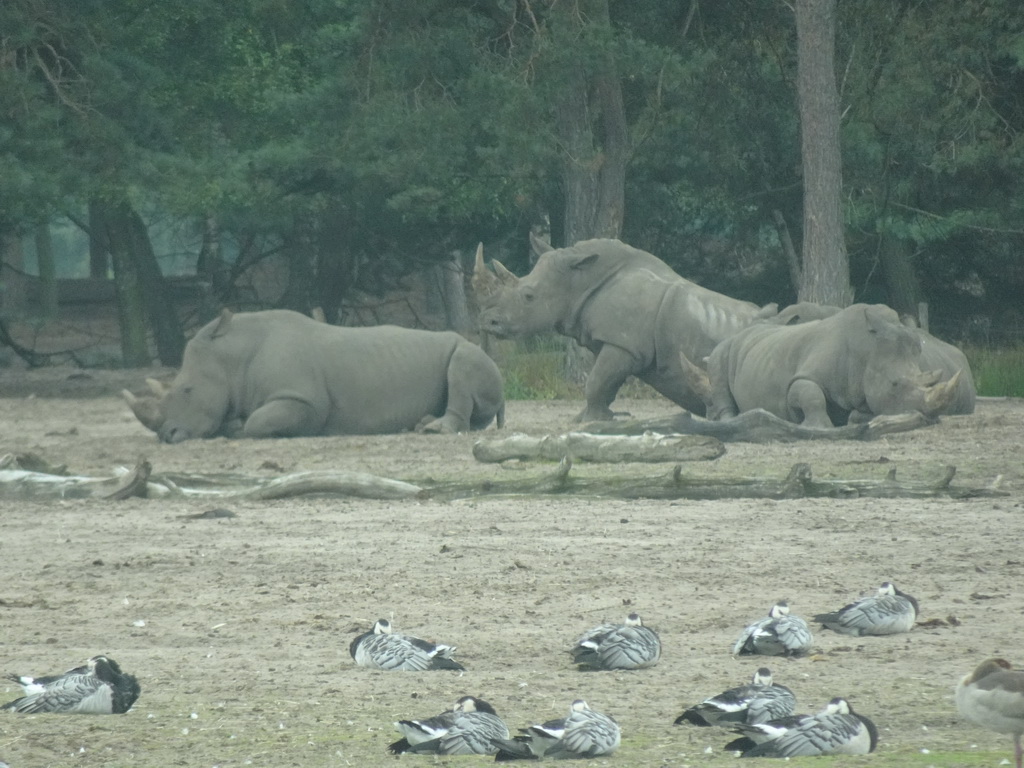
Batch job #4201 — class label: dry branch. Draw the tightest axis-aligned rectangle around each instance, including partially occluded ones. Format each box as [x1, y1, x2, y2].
[472, 431, 724, 463]
[0, 455, 1002, 504]
[580, 408, 936, 442]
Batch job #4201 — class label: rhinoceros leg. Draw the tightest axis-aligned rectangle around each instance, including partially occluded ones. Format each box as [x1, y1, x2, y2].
[419, 342, 505, 433]
[786, 378, 835, 429]
[242, 397, 324, 438]
[577, 344, 638, 422]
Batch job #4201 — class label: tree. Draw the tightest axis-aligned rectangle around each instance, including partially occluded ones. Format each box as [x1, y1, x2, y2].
[795, 0, 852, 305]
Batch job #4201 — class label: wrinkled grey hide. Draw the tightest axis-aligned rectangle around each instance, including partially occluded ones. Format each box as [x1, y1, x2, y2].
[474, 236, 776, 421]
[708, 303, 962, 428]
[131, 309, 504, 442]
[770, 302, 975, 414]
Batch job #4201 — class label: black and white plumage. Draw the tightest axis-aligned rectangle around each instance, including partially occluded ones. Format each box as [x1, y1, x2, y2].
[956, 658, 1024, 768]
[739, 697, 878, 757]
[495, 700, 620, 760]
[814, 582, 919, 636]
[389, 696, 497, 754]
[2, 655, 140, 715]
[723, 713, 817, 753]
[569, 613, 661, 670]
[349, 618, 464, 671]
[393, 696, 509, 755]
[733, 602, 814, 657]
[674, 667, 796, 727]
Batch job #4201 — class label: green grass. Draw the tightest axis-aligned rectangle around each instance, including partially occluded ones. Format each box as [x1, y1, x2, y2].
[493, 337, 1024, 402]
[963, 343, 1024, 397]
[493, 336, 662, 401]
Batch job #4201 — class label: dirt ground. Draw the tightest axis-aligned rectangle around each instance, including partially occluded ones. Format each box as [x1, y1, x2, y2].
[0, 367, 1022, 768]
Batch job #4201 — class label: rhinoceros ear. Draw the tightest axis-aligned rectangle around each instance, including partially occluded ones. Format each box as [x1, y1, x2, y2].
[211, 308, 234, 338]
[529, 230, 553, 259]
[567, 252, 600, 271]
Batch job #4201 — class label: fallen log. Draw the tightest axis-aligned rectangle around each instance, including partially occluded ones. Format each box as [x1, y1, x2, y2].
[472, 431, 725, 463]
[430, 461, 1002, 501]
[580, 408, 935, 442]
[0, 456, 1003, 503]
[0, 454, 423, 501]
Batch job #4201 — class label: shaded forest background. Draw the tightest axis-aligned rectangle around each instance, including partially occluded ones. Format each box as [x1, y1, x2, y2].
[1, 0, 1022, 367]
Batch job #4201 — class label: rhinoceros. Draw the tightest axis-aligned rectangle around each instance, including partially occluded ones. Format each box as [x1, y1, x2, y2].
[124, 309, 505, 442]
[473, 235, 776, 421]
[769, 302, 976, 414]
[706, 303, 962, 428]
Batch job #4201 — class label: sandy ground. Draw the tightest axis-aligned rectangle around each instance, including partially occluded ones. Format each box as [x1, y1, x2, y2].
[0, 369, 1022, 768]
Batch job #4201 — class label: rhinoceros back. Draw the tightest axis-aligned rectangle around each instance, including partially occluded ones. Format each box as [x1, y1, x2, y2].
[184, 310, 501, 436]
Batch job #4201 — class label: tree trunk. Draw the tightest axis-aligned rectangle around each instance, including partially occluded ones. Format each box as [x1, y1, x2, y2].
[98, 203, 149, 367]
[88, 200, 110, 278]
[34, 223, 59, 321]
[550, 0, 629, 384]
[795, 0, 852, 306]
[196, 213, 228, 322]
[431, 252, 473, 335]
[278, 218, 316, 314]
[877, 235, 923, 319]
[102, 199, 185, 366]
[0, 233, 27, 316]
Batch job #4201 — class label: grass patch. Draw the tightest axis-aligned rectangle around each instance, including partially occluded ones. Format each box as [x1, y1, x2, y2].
[963, 343, 1024, 397]
[492, 336, 663, 401]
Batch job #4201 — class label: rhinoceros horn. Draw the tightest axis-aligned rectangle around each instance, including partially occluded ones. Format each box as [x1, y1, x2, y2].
[922, 369, 962, 415]
[122, 388, 165, 432]
[678, 350, 713, 408]
[471, 242, 519, 301]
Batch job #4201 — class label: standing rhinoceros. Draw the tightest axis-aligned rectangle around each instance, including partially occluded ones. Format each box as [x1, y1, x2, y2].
[768, 302, 976, 414]
[706, 303, 962, 428]
[473, 235, 776, 421]
[124, 309, 505, 442]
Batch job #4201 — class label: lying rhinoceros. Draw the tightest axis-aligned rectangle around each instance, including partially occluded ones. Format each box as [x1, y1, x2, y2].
[473, 234, 776, 421]
[706, 303, 962, 428]
[769, 302, 976, 414]
[124, 309, 505, 442]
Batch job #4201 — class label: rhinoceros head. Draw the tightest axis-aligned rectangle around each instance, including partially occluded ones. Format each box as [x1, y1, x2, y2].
[472, 237, 600, 339]
[123, 311, 235, 442]
[860, 306, 960, 418]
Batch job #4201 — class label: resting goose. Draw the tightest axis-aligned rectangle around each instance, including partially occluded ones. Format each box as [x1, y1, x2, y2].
[496, 700, 620, 760]
[740, 697, 878, 757]
[569, 613, 661, 670]
[956, 658, 1024, 768]
[2, 655, 140, 714]
[349, 618, 464, 671]
[675, 667, 796, 727]
[398, 696, 508, 755]
[733, 601, 814, 657]
[389, 696, 500, 755]
[814, 582, 919, 636]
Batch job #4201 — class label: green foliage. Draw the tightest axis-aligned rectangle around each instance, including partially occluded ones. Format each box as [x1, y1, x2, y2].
[494, 338, 580, 401]
[1, 0, 1022, 338]
[963, 343, 1024, 397]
